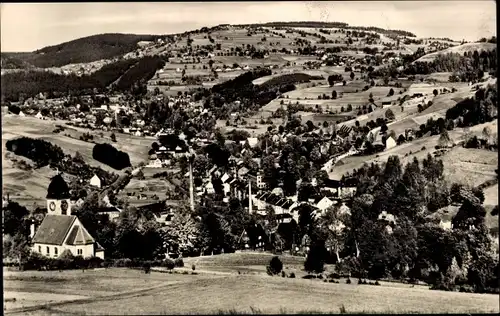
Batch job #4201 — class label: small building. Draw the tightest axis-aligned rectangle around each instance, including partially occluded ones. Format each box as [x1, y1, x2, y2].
[385, 136, 397, 150]
[316, 196, 335, 212]
[256, 171, 266, 189]
[90, 174, 102, 188]
[98, 207, 122, 222]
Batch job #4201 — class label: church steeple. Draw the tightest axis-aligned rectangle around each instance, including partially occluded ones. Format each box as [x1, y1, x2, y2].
[46, 173, 72, 216]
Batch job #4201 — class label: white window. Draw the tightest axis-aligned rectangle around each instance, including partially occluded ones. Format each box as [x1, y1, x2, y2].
[77, 249, 83, 255]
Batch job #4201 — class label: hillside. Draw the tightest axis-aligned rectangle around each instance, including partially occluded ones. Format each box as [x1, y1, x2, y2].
[415, 42, 497, 63]
[1, 33, 167, 68]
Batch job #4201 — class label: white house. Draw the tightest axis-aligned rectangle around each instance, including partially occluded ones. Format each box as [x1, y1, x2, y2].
[316, 197, 335, 212]
[205, 182, 215, 194]
[247, 137, 259, 148]
[31, 174, 104, 259]
[90, 174, 102, 188]
[385, 136, 397, 150]
[18, 111, 25, 117]
[35, 112, 44, 119]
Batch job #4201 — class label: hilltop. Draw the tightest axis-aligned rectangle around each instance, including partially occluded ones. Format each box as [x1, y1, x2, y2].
[1, 33, 167, 68]
[415, 42, 497, 63]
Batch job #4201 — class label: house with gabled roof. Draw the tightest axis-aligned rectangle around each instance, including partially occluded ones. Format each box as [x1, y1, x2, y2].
[31, 173, 104, 259]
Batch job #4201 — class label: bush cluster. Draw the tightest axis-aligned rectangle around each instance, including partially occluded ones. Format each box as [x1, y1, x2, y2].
[92, 143, 131, 170]
[20, 252, 182, 271]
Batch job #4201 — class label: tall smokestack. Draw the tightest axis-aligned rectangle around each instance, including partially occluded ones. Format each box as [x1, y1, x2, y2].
[189, 154, 195, 212]
[248, 179, 252, 214]
[30, 221, 36, 239]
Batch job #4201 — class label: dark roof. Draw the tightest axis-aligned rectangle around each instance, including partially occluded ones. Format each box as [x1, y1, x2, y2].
[342, 177, 358, 187]
[281, 200, 294, 210]
[46, 174, 70, 199]
[65, 225, 95, 245]
[98, 207, 121, 213]
[324, 179, 341, 188]
[32, 215, 76, 245]
[275, 213, 292, 219]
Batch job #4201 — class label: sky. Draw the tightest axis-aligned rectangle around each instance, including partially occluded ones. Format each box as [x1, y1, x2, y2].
[1, 1, 496, 52]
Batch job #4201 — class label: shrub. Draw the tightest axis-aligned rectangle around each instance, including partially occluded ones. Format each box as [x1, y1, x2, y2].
[163, 259, 175, 270]
[266, 256, 283, 275]
[375, 280, 381, 286]
[192, 264, 196, 271]
[289, 272, 296, 278]
[174, 258, 184, 268]
[182, 271, 189, 275]
[339, 304, 347, 314]
[281, 271, 286, 278]
[346, 278, 352, 284]
[303, 275, 316, 279]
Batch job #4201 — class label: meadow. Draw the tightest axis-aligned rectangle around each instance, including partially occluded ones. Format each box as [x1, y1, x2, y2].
[4, 253, 499, 315]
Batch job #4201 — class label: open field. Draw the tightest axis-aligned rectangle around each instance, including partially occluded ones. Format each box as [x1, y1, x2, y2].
[2, 113, 154, 205]
[328, 131, 464, 180]
[2, 115, 151, 168]
[483, 184, 498, 207]
[440, 147, 498, 187]
[4, 253, 499, 315]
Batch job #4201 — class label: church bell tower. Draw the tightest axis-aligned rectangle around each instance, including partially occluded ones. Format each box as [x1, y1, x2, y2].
[46, 173, 72, 216]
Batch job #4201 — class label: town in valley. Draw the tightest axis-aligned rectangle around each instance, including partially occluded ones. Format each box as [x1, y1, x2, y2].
[1, 2, 499, 314]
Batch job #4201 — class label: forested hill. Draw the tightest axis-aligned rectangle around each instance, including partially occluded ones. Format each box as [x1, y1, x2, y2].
[1, 56, 166, 102]
[1, 33, 167, 68]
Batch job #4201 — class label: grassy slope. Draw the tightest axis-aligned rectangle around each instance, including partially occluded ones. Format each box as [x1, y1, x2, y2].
[2, 114, 152, 204]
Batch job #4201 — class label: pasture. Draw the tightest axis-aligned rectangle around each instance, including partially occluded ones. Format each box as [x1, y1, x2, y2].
[2, 115, 151, 168]
[440, 147, 498, 187]
[327, 131, 464, 180]
[4, 253, 499, 315]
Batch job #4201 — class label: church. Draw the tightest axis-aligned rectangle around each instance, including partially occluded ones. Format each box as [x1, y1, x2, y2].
[31, 173, 105, 259]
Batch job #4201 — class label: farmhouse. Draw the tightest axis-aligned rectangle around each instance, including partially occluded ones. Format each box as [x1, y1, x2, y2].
[31, 174, 104, 259]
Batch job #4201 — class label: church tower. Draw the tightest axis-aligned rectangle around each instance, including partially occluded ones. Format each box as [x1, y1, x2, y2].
[46, 173, 72, 216]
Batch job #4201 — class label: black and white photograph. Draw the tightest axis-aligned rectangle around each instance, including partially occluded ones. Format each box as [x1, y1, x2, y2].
[1, 1, 498, 314]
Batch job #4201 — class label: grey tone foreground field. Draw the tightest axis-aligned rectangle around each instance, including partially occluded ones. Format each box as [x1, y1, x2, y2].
[3, 264, 499, 315]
